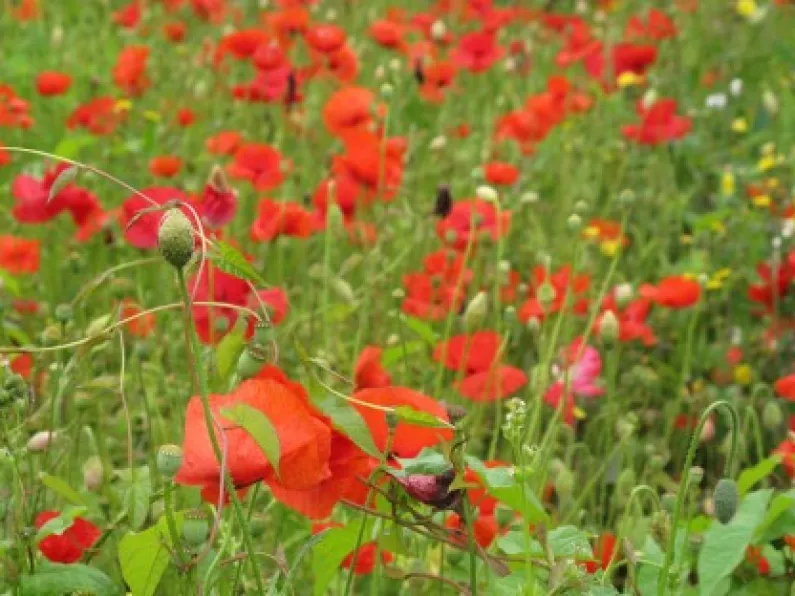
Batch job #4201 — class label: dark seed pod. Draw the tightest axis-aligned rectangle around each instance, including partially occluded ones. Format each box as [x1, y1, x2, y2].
[433, 184, 453, 217]
[713, 478, 738, 524]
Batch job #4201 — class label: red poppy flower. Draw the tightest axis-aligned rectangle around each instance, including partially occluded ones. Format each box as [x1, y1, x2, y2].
[584, 533, 616, 573]
[11, 353, 33, 379]
[354, 347, 392, 391]
[312, 523, 393, 574]
[35, 511, 100, 564]
[206, 131, 242, 155]
[250, 288, 289, 326]
[176, 108, 195, 127]
[0, 84, 33, 129]
[586, 43, 658, 83]
[775, 374, 795, 401]
[227, 143, 285, 191]
[746, 546, 770, 575]
[305, 24, 347, 54]
[456, 367, 527, 402]
[121, 187, 194, 249]
[401, 249, 472, 321]
[322, 87, 375, 137]
[176, 379, 332, 500]
[639, 275, 700, 309]
[35, 71, 72, 96]
[775, 438, 795, 478]
[113, 0, 142, 28]
[622, 99, 692, 145]
[483, 162, 519, 186]
[325, 45, 359, 83]
[250, 198, 315, 242]
[164, 21, 187, 42]
[434, 331, 503, 375]
[11, 0, 40, 21]
[12, 164, 104, 236]
[419, 60, 457, 103]
[451, 30, 505, 73]
[331, 131, 406, 201]
[518, 265, 590, 322]
[445, 512, 500, 548]
[266, 6, 310, 48]
[369, 20, 407, 51]
[149, 155, 183, 178]
[0, 235, 40, 274]
[596, 294, 657, 346]
[113, 45, 151, 96]
[0, 144, 10, 167]
[215, 28, 270, 63]
[351, 386, 453, 458]
[624, 9, 677, 41]
[436, 199, 511, 250]
[67, 97, 124, 136]
[198, 175, 237, 229]
[748, 258, 794, 312]
[312, 176, 366, 218]
[120, 299, 155, 337]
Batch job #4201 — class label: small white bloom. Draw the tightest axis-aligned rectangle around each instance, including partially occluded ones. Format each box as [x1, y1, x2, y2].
[705, 93, 727, 110]
[729, 78, 743, 96]
[430, 20, 447, 41]
[476, 185, 499, 202]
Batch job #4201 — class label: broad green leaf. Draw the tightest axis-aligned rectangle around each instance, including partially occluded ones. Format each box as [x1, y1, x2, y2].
[311, 521, 373, 596]
[120, 467, 152, 530]
[39, 473, 87, 506]
[211, 241, 267, 288]
[487, 573, 530, 596]
[118, 511, 185, 596]
[396, 449, 449, 475]
[53, 134, 96, 159]
[637, 536, 664, 596]
[215, 321, 247, 383]
[737, 456, 781, 495]
[547, 526, 591, 558]
[466, 458, 548, 523]
[381, 341, 425, 367]
[401, 316, 438, 344]
[0, 269, 21, 296]
[21, 563, 122, 596]
[310, 391, 379, 457]
[755, 490, 795, 543]
[47, 166, 79, 202]
[34, 506, 89, 542]
[221, 403, 281, 476]
[377, 523, 410, 555]
[698, 489, 773, 596]
[393, 405, 452, 429]
[497, 531, 541, 556]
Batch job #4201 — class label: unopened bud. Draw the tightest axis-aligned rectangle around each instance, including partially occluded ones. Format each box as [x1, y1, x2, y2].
[236, 344, 268, 380]
[599, 310, 620, 343]
[762, 401, 783, 430]
[463, 291, 488, 331]
[158, 209, 194, 269]
[567, 214, 582, 231]
[82, 456, 104, 492]
[27, 431, 58, 452]
[713, 478, 738, 524]
[476, 185, 498, 203]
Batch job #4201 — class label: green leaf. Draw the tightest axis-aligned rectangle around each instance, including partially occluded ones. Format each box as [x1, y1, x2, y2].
[21, 563, 122, 596]
[118, 511, 185, 596]
[211, 241, 267, 288]
[637, 536, 664, 595]
[401, 316, 438, 344]
[393, 405, 452, 429]
[281, 531, 322, 592]
[47, 166, 79, 203]
[310, 390, 380, 457]
[547, 526, 592, 558]
[381, 341, 425, 367]
[221, 403, 281, 477]
[486, 573, 530, 596]
[497, 531, 541, 556]
[737, 456, 781, 496]
[755, 490, 795, 543]
[698, 489, 773, 596]
[215, 321, 247, 383]
[466, 458, 548, 523]
[121, 467, 152, 530]
[39, 473, 87, 506]
[396, 449, 450, 475]
[34, 506, 89, 543]
[311, 521, 373, 596]
[53, 134, 96, 159]
[0, 269, 21, 296]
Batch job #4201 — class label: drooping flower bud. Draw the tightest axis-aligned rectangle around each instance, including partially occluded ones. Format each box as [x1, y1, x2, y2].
[394, 468, 461, 510]
[158, 209, 194, 270]
[27, 430, 58, 453]
[762, 400, 783, 430]
[157, 444, 183, 480]
[713, 478, 738, 524]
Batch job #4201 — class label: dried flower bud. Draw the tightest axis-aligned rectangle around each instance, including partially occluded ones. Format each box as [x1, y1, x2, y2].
[158, 209, 194, 269]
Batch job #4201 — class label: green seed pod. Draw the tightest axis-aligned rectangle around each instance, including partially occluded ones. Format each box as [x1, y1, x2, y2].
[158, 209, 194, 270]
[157, 444, 183, 480]
[713, 478, 738, 524]
[762, 401, 783, 430]
[182, 508, 210, 547]
[236, 344, 268, 380]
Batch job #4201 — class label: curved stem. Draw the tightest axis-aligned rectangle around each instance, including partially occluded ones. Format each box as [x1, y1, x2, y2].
[657, 400, 739, 596]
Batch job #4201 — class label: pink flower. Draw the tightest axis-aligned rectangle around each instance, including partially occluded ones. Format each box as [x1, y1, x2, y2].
[543, 337, 604, 425]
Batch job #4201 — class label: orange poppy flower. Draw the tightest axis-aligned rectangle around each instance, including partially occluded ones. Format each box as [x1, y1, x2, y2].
[322, 86, 375, 137]
[35, 71, 72, 96]
[149, 155, 183, 178]
[119, 299, 155, 337]
[351, 386, 453, 458]
[354, 346, 392, 391]
[176, 379, 332, 500]
[0, 235, 40, 274]
[639, 275, 700, 309]
[206, 130, 242, 155]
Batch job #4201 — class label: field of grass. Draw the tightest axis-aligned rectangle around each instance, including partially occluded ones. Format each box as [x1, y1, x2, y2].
[2, 0, 795, 594]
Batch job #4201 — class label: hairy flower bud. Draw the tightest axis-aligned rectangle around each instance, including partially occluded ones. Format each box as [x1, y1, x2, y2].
[713, 478, 738, 524]
[158, 209, 194, 269]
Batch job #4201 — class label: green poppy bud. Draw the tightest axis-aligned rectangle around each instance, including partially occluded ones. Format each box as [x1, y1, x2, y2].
[762, 400, 783, 430]
[158, 209, 194, 270]
[236, 344, 268, 380]
[713, 478, 738, 524]
[157, 444, 183, 480]
[182, 508, 210, 547]
[599, 310, 620, 343]
[463, 291, 488, 331]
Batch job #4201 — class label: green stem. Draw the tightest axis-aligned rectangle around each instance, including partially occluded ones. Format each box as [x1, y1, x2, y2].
[163, 481, 186, 565]
[175, 269, 266, 595]
[657, 400, 739, 596]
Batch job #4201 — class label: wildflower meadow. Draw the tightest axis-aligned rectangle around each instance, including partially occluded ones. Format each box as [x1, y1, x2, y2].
[3, 0, 795, 594]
